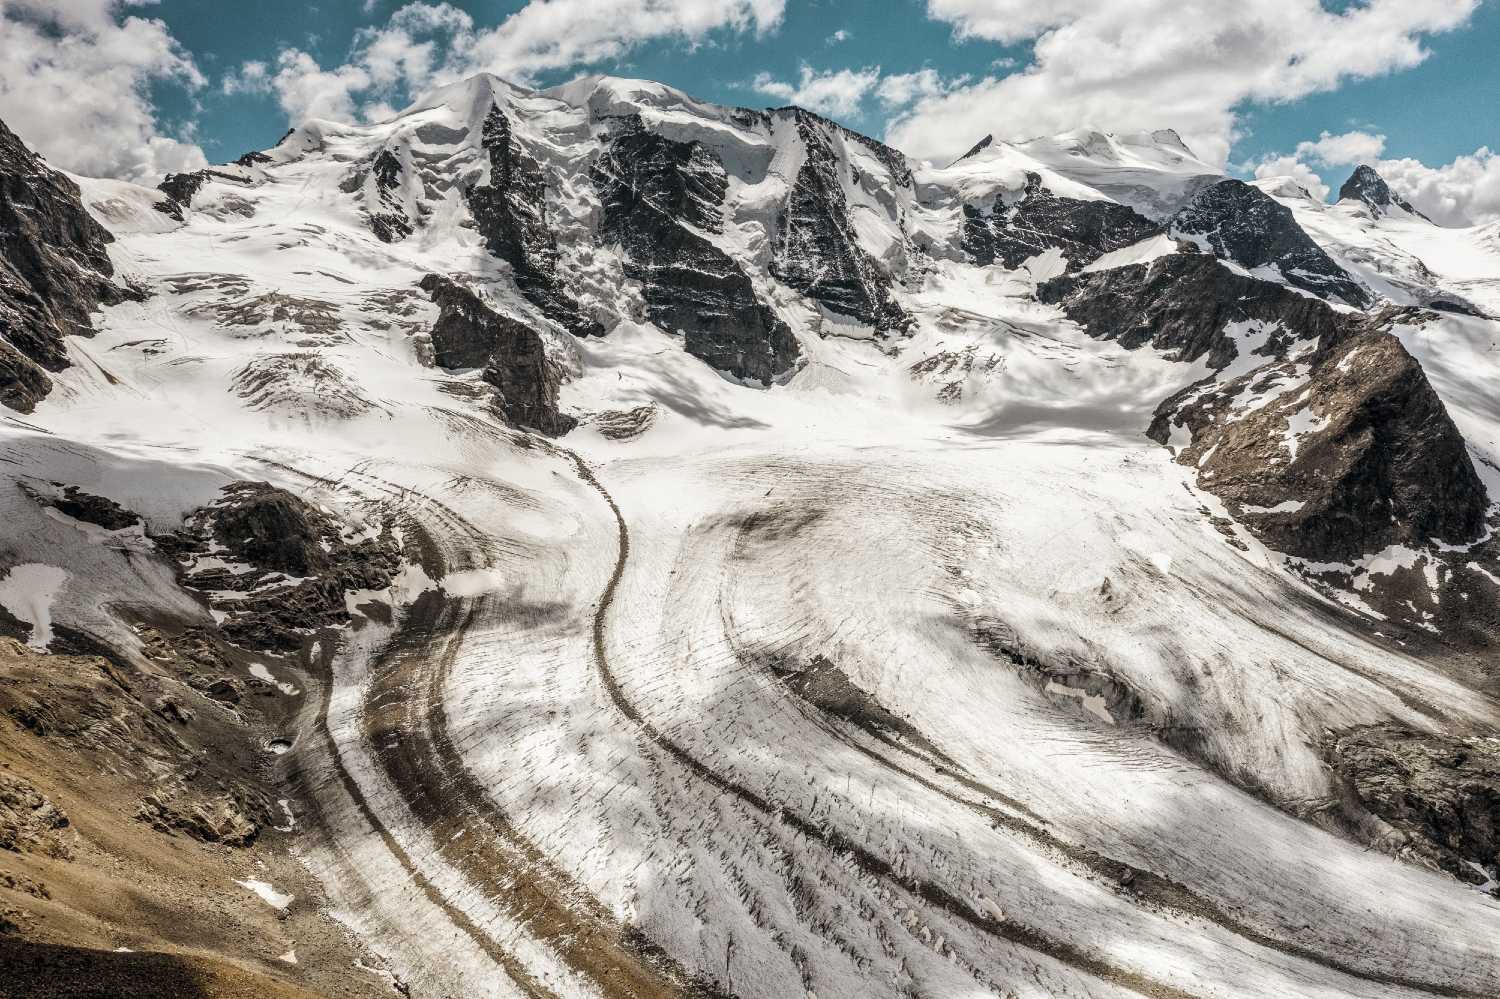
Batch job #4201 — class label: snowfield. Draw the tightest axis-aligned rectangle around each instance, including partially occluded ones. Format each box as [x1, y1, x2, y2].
[6, 74, 1500, 999]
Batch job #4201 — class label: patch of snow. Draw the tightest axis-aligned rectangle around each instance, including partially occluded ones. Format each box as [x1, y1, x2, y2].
[1242, 500, 1306, 514]
[1081, 234, 1179, 273]
[250, 663, 300, 696]
[0, 564, 68, 649]
[235, 878, 293, 910]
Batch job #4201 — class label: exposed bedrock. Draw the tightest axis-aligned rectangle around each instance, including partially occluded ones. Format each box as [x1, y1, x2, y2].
[153, 167, 258, 222]
[420, 272, 576, 434]
[1170, 179, 1372, 307]
[769, 109, 911, 335]
[1038, 253, 1346, 366]
[0, 116, 138, 412]
[962, 172, 1161, 270]
[345, 148, 416, 244]
[1330, 724, 1500, 882]
[1041, 258, 1487, 564]
[163, 482, 400, 653]
[1168, 324, 1485, 563]
[594, 114, 799, 385]
[465, 104, 602, 338]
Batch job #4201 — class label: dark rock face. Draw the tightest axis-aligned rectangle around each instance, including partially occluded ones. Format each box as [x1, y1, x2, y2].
[209, 483, 330, 577]
[1331, 725, 1500, 881]
[365, 149, 414, 243]
[1339, 165, 1428, 221]
[952, 134, 994, 165]
[0, 117, 135, 412]
[153, 172, 208, 222]
[1170, 179, 1371, 307]
[1038, 253, 1346, 368]
[962, 172, 1160, 271]
[770, 110, 910, 335]
[153, 168, 252, 222]
[169, 482, 401, 653]
[420, 273, 576, 434]
[1165, 323, 1486, 562]
[465, 105, 602, 338]
[1041, 258, 1487, 563]
[594, 115, 798, 384]
[44, 486, 140, 531]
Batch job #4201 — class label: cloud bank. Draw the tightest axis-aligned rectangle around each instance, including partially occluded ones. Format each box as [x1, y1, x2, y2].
[886, 0, 1478, 169]
[0, 0, 207, 180]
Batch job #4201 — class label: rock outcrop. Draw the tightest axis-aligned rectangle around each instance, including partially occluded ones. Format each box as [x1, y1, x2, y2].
[1041, 257, 1487, 563]
[153, 168, 256, 222]
[0, 117, 137, 412]
[1038, 252, 1346, 368]
[1338, 165, 1428, 221]
[1170, 179, 1371, 307]
[166, 483, 400, 652]
[1161, 320, 1486, 562]
[962, 172, 1160, 271]
[420, 273, 576, 434]
[770, 110, 911, 335]
[41, 486, 141, 531]
[364, 149, 415, 243]
[594, 115, 798, 384]
[465, 105, 602, 338]
[1331, 725, 1500, 881]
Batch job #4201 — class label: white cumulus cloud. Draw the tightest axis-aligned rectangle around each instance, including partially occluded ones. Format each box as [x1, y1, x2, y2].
[1254, 128, 1500, 225]
[875, 68, 964, 109]
[228, 0, 787, 126]
[0, 0, 207, 180]
[888, 0, 1478, 168]
[752, 64, 881, 117]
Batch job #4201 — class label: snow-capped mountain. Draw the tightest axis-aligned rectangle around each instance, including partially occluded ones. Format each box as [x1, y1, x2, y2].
[4, 74, 1500, 999]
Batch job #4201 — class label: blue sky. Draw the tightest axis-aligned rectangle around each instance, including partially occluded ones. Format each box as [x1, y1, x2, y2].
[4, 1, 1498, 221]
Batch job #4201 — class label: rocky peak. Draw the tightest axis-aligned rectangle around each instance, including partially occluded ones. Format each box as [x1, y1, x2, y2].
[1338, 164, 1428, 221]
[0, 116, 138, 412]
[951, 134, 994, 166]
[593, 116, 798, 385]
[1040, 257, 1487, 564]
[1170, 179, 1372, 307]
[962, 171, 1161, 271]
[419, 273, 575, 435]
[1162, 316, 1486, 563]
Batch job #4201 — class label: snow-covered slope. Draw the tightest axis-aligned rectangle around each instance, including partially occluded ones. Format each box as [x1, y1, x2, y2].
[4, 77, 1500, 999]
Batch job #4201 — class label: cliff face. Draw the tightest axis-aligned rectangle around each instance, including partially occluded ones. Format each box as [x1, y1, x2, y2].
[1338, 164, 1428, 220]
[0, 119, 137, 412]
[594, 115, 798, 385]
[1170, 179, 1372, 308]
[420, 273, 576, 435]
[770, 110, 911, 336]
[962, 172, 1160, 270]
[1041, 258, 1487, 564]
[465, 105, 602, 339]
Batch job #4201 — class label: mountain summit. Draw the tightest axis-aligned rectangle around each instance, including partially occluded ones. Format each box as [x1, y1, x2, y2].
[1337, 163, 1429, 220]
